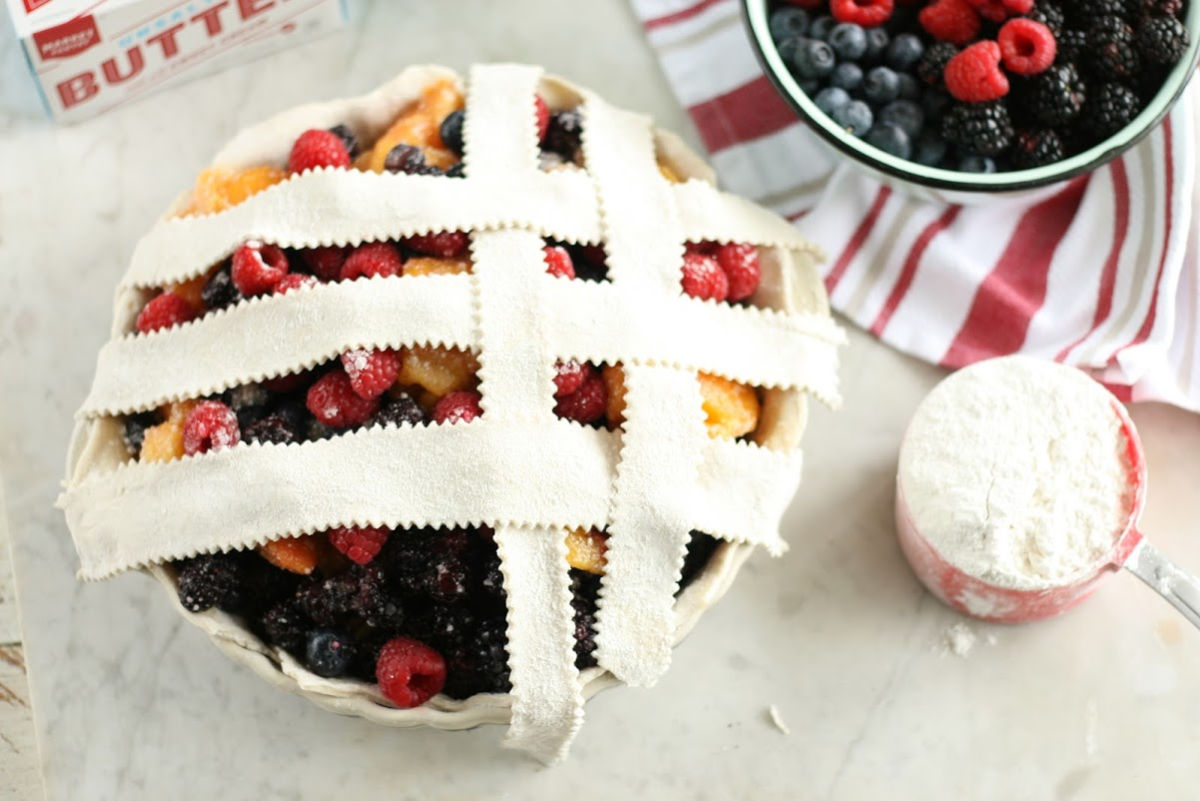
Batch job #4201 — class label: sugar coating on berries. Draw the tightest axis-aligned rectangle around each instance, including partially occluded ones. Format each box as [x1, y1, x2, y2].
[136, 292, 196, 334]
[288, 129, 352, 173]
[714, 243, 762, 302]
[231, 241, 289, 296]
[376, 637, 447, 708]
[681, 252, 730, 301]
[553, 358, 589, 397]
[328, 526, 390, 565]
[919, 0, 981, 45]
[306, 628, 355, 677]
[140, 418, 185, 462]
[182, 400, 240, 456]
[543, 245, 576, 279]
[554, 369, 608, 424]
[433, 390, 483, 424]
[306, 371, 381, 428]
[274, 274, 319, 295]
[341, 348, 401, 400]
[176, 554, 242, 613]
[830, 0, 895, 27]
[998, 19, 1056, 76]
[341, 241, 403, 280]
[944, 41, 1009, 102]
[405, 231, 470, 258]
[698, 373, 760, 439]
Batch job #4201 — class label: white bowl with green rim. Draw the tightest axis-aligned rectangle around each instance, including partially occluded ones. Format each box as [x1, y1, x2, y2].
[743, 0, 1200, 204]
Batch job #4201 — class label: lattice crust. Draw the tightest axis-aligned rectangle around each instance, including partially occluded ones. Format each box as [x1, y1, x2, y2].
[58, 64, 844, 763]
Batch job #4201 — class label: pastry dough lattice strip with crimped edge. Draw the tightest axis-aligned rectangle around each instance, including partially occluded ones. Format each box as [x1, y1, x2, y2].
[59, 64, 844, 763]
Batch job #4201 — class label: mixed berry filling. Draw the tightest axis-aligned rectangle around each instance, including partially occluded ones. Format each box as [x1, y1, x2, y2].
[122, 82, 773, 707]
[770, 0, 1190, 172]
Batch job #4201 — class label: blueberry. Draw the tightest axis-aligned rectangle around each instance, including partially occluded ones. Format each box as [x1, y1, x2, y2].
[777, 35, 804, 67]
[896, 73, 920, 101]
[769, 7, 809, 42]
[914, 132, 949, 167]
[814, 87, 852, 116]
[879, 100, 925, 138]
[790, 38, 836, 79]
[921, 87, 951, 117]
[305, 629, 355, 678]
[959, 154, 997, 173]
[886, 33, 925, 71]
[863, 28, 890, 64]
[809, 15, 836, 41]
[828, 23, 868, 61]
[830, 62, 864, 92]
[863, 66, 901, 105]
[798, 78, 821, 96]
[865, 123, 912, 159]
[439, 110, 464, 155]
[831, 100, 874, 136]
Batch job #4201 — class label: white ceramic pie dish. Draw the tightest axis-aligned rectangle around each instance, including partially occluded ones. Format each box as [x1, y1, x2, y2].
[63, 65, 833, 731]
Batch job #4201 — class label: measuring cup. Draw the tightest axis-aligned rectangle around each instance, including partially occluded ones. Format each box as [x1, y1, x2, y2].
[896, 400, 1200, 627]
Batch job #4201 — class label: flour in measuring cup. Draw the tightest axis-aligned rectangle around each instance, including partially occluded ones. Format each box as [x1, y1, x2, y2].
[899, 356, 1135, 589]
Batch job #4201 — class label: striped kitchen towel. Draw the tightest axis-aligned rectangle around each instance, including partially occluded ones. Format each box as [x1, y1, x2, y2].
[631, 0, 1200, 411]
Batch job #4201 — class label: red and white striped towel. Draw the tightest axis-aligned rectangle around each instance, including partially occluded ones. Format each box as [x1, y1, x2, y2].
[631, 0, 1200, 410]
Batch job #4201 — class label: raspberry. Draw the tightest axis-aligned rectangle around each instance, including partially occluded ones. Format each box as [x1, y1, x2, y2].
[273, 273, 319, 295]
[714, 243, 762, 302]
[543, 245, 576, 279]
[681, 252, 730, 301]
[136, 292, 196, 334]
[535, 95, 550, 142]
[328, 525, 390, 565]
[231, 241, 289, 296]
[306, 371, 381, 428]
[340, 348, 401, 400]
[998, 19, 1057, 75]
[432, 390, 483, 424]
[182, 400, 241, 456]
[301, 245, 347, 281]
[306, 628, 355, 678]
[966, 0, 1031, 22]
[944, 41, 1009, 102]
[176, 554, 243, 612]
[404, 231, 470, 258]
[830, 0, 894, 27]
[287, 129, 351, 173]
[554, 369, 607, 424]
[376, 637, 447, 708]
[340, 241, 403, 281]
[553, 358, 589, 397]
[918, 0, 981, 45]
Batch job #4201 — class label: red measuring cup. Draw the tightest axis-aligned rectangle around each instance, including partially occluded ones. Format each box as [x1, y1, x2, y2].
[896, 401, 1200, 627]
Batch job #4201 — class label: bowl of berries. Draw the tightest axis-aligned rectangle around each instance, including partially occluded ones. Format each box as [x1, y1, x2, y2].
[745, 0, 1199, 196]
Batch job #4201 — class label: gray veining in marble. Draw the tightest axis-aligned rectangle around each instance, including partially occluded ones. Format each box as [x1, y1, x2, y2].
[2, 2, 1200, 799]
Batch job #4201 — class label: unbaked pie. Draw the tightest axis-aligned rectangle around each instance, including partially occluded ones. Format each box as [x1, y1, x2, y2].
[60, 64, 843, 762]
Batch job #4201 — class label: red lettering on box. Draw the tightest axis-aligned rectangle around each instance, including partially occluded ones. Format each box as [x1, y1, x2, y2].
[147, 23, 186, 58]
[57, 71, 99, 109]
[33, 15, 101, 60]
[101, 46, 144, 84]
[191, 1, 232, 36]
[237, 0, 275, 20]
[22, 0, 54, 13]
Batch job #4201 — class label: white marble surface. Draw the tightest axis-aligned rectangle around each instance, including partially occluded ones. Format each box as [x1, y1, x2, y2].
[3, 2, 1200, 799]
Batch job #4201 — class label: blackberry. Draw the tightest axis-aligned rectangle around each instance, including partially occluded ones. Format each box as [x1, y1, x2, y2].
[442, 615, 510, 699]
[940, 101, 1014, 157]
[1011, 129, 1066, 169]
[1025, 63, 1087, 126]
[327, 124, 360, 159]
[438, 110, 464, 155]
[306, 628, 356, 678]
[1135, 0, 1183, 17]
[916, 42, 958, 86]
[679, 532, 720, 589]
[296, 571, 359, 625]
[226, 383, 270, 428]
[446, 162, 466, 178]
[176, 553, 243, 613]
[122, 410, 158, 457]
[477, 548, 506, 602]
[243, 414, 299, 446]
[351, 565, 406, 630]
[1087, 17, 1141, 81]
[573, 604, 598, 669]
[1086, 0, 1129, 17]
[239, 550, 302, 613]
[1081, 82, 1140, 139]
[545, 110, 584, 161]
[1136, 17, 1189, 64]
[305, 418, 334, 442]
[258, 598, 308, 652]
[200, 264, 240, 310]
[1028, 2, 1065, 34]
[384, 143, 440, 176]
[1056, 29, 1089, 63]
[411, 603, 475, 653]
[372, 393, 426, 428]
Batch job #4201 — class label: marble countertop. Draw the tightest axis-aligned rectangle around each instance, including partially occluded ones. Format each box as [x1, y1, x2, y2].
[3, 2, 1200, 799]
